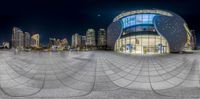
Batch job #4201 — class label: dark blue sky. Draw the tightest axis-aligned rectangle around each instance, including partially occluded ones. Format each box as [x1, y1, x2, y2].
[0, 0, 200, 45]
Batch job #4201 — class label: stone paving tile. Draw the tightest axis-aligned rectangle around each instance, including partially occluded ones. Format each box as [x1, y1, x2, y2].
[0, 50, 200, 99]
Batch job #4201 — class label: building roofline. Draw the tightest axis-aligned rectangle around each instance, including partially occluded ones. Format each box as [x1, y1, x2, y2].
[113, 9, 173, 22]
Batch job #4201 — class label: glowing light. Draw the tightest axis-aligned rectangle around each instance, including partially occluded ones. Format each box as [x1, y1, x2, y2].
[122, 14, 156, 28]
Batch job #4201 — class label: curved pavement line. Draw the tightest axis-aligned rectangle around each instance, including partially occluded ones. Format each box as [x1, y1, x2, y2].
[102, 52, 200, 98]
[53, 53, 96, 84]
[49, 53, 97, 98]
[0, 64, 47, 97]
[102, 53, 150, 90]
[149, 56, 200, 98]
[1, 63, 41, 89]
[0, 51, 200, 99]
[2, 60, 38, 81]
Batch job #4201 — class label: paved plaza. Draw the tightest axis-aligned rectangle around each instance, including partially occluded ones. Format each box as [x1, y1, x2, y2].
[0, 50, 200, 99]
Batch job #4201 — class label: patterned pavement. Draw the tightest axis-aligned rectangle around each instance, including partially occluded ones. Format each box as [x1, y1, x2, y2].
[0, 50, 199, 99]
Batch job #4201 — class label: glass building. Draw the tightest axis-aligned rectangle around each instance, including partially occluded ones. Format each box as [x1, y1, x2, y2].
[107, 9, 194, 55]
[115, 14, 169, 54]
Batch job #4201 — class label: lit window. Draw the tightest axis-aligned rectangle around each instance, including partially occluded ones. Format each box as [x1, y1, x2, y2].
[122, 14, 157, 28]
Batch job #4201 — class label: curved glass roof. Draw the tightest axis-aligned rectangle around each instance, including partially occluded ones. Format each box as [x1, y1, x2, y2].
[114, 9, 173, 22]
[122, 14, 157, 29]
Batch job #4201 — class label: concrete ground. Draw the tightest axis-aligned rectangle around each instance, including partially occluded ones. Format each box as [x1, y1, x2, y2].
[0, 50, 200, 99]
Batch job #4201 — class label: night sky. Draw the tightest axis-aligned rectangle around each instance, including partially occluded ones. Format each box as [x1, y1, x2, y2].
[0, 0, 200, 45]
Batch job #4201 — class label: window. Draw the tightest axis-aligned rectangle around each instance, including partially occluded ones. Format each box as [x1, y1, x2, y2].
[122, 14, 157, 28]
[136, 14, 143, 25]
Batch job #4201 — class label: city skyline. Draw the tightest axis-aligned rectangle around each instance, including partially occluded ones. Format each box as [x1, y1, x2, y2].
[10, 27, 106, 50]
[0, 1, 200, 99]
[0, 0, 200, 45]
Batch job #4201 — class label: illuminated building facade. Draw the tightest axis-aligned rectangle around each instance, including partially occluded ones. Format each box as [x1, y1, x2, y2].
[98, 28, 106, 49]
[86, 29, 96, 47]
[24, 32, 31, 48]
[12, 27, 24, 49]
[61, 38, 69, 48]
[81, 36, 86, 47]
[107, 9, 194, 54]
[49, 38, 69, 50]
[71, 33, 81, 48]
[49, 38, 56, 48]
[2, 42, 10, 49]
[31, 34, 40, 48]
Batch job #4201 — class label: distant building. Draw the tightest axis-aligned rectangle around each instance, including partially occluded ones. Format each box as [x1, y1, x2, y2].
[31, 34, 40, 48]
[49, 38, 68, 51]
[71, 33, 81, 48]
[61, 38, 69, 48]
[24, 32, 31, 48]
[98, 29, 106, 48]
[49, 38, 57, 51]
[55, 39, 61, 46]
[81, 36, 86, 47]
[12, 27, 24, 49]
[2, 42, 10, 49]
[72, 35, 75, 48]
[49, 38, 55, 47]
[86, 29, 96, 47]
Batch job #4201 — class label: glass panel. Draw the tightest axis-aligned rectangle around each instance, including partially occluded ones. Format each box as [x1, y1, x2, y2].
[122, 14, 157, 28]
[136, 14, 143, 25]
[142, 14, 149, 24]
[115, 34, 169, 54]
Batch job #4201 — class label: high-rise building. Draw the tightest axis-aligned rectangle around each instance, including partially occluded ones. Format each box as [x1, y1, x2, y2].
[12, 27, 24, 49]
[49, 38, 57, 50]
[61, 38, 68, 48]
[49, 38, 56, 48]
[81, 36, 86, 47]
[24, 32, 31, 48]
[31, 34, 40, 48]
[71, 33, 81, 48]
[71, 35, 75, 48]
[86, 29, 96, 47]
[98, 29, 106, 48]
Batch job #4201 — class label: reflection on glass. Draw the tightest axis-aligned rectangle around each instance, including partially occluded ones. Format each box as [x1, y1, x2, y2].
[122, 14, 157, 28]
[115, 35, 169, 54]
